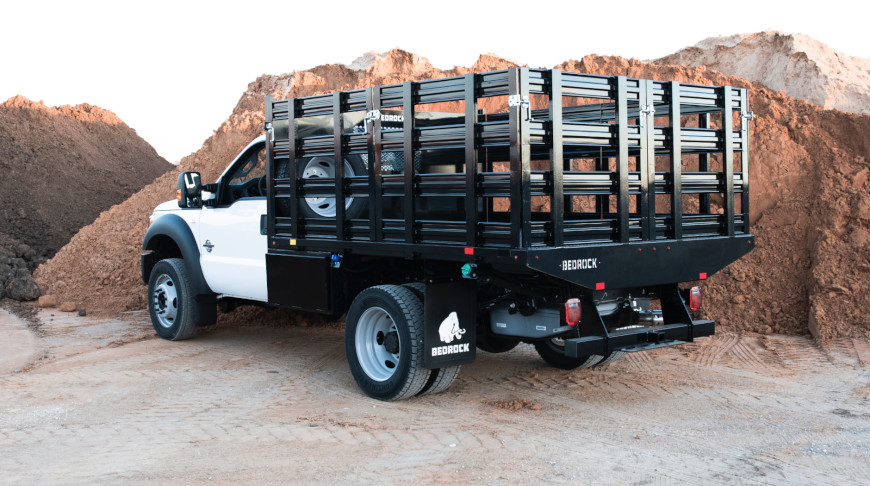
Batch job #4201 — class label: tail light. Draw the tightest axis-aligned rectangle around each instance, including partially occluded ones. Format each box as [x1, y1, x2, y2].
[565, 298, 582, 325]
[689, 286, 702, 311]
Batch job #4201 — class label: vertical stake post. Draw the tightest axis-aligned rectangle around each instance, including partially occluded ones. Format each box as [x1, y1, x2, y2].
[616, 76, 630, 243]
[402, 82, 415, 244]
[287, 97, 299, 239]
[264, 96, 276, 242]
[549, 70, 564, 247]
[740, 88, 750, 234]
[722, 86, 735, 237]
[669, 82, 683, 239]
[366, 88, 383, 241]
[332, 92, 346, 240]
[464, 74, 478, 247]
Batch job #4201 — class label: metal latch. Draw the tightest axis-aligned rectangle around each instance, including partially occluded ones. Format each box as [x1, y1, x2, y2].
[639, 104, 655, 128]
[353, 110, 382, 135]
[508, 95, 532, 121]
[741, 111, 755, 121]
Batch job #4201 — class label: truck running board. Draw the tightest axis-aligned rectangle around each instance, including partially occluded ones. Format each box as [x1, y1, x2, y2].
[563, 321, 715, 357]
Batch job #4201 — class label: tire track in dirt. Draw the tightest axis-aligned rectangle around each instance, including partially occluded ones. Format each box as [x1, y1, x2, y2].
[763, 334, 833, 369]
[691, 333, 741, 367]
[2, 311, 868, 484]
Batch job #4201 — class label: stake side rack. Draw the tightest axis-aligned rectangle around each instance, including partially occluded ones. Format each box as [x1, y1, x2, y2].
[265, 67, 754, 291]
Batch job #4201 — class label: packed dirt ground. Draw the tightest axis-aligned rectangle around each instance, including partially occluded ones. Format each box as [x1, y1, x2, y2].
[1, 309, 868, 484]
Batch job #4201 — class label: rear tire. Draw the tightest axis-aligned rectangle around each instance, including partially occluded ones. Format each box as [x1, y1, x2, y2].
[533, 337, 601, 370]
[418, 365, 461, 396]
[401, 282, 425, 301]
[346, 285, 431, 401]
[595, 351, 626, 366]
[401, 282, 461, 396]
[476, 311, 520, 353]
[147, 258, 198, 341]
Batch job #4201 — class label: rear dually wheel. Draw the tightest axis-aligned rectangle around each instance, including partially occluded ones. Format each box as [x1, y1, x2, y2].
[345, 285, 431, 401]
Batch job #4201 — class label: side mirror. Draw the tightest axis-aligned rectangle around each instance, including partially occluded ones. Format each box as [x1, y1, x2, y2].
[177, 171, 202, 208]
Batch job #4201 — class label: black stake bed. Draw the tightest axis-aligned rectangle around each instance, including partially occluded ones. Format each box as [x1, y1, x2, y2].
[265, 67, 753, 291]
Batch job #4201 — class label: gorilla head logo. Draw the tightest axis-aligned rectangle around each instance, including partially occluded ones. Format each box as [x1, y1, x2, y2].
[438, 312, 466, 344]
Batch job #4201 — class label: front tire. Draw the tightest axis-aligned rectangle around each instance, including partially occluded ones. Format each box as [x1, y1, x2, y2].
[346, 285, 431, 401]
[148, 258, 198, 341]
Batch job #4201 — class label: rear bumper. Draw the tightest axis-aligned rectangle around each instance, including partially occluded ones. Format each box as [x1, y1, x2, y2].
[563, 320, 714, 357]
[519, 235, 754, 290]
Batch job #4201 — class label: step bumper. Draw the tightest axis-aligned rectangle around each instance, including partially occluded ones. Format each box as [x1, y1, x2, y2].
[563, 320, 715, 357]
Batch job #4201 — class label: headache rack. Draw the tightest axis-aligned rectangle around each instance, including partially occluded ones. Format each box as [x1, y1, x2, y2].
[265, 67, 754, 288]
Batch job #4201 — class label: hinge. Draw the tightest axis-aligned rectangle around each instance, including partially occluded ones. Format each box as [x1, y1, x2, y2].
[741, 111, 755, 121]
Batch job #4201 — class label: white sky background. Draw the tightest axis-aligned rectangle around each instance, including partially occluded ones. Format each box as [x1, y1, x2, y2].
[2, 0, 868, 163]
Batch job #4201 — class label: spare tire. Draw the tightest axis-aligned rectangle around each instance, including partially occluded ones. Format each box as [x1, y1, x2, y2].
[276, 155, 368, 219]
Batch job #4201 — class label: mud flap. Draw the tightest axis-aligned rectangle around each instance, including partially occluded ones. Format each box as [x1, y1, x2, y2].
[423, 280, 477, 369]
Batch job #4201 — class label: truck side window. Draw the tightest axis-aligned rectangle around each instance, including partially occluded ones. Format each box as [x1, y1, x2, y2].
[224, 145, 267, 202]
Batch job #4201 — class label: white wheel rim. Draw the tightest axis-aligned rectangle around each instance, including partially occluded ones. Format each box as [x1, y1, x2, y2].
[355, 306, 400, 382]
[302, 157, 355, 218]
[152, 274, 178, 329]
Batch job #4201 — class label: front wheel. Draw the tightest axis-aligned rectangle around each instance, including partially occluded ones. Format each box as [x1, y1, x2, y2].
[147, 258, 198, 341]
[345, 285, 431, 401]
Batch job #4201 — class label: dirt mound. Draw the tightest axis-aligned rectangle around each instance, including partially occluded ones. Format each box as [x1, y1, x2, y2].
[657, 31, 870, 115]
[565, 55, 870, 340]
[34, 49, 870, 341]
[0, 95, 173, 258]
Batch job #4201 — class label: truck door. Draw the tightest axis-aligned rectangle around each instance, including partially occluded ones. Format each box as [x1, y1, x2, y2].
[198, 142, 268, 301]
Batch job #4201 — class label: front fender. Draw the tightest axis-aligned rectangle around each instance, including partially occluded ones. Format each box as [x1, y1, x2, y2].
[142, 213, 214, 299]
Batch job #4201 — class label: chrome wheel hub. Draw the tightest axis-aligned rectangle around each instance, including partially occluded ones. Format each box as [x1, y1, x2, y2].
[152, 274, 178, 329]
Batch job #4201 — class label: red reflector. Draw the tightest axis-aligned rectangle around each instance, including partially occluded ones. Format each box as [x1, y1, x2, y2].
[699, 272, 707, 280]
[464, 247, 474, 255]
[565, 298, 581, 325]
[689, 286, 702, 311]
[595, 282, 605, 290]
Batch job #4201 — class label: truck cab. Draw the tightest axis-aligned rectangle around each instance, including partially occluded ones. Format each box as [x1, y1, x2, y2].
[145, 136, 269, 307]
